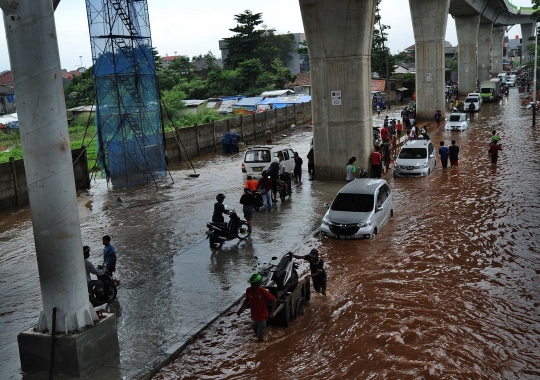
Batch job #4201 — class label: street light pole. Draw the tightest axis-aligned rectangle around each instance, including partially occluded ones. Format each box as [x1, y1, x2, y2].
[533, 23, 537, 127]
[79, 55, 82, 69]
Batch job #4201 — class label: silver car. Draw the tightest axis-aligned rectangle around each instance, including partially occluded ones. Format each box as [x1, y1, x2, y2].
[445, 113, 469, 131]
[393, 139, 436, 177]
[319, 179, 393, 239]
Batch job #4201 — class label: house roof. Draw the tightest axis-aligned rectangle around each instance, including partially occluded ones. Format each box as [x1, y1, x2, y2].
[0, 70, 13, 85]
[261, 89, 295, 97]
[234, 96, 265, 107]
[286, 71, 311, 87]
[163, 55, 180, 62]
[371, 79, 386, 92]
[182, 99, 206, 107]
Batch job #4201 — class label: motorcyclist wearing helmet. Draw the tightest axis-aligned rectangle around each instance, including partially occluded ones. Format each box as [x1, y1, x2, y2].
[212, 193, 231, 224]
[236, 273, 276, 342]
[84, 245, 103, 294]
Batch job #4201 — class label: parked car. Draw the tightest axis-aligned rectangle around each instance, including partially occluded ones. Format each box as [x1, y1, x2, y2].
[319, 179, 393, 239]
[464, 96, 481, 112]
[242, 145, 295, 181]
[393, 139, 436, 177]
[445, 113, 469, 131]
[506, 76, 516, 87]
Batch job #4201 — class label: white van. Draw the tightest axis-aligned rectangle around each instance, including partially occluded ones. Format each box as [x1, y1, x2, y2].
[467, 93, 482, 105]
[319, 179, 393, 239]
[464, 96, 481, 112]
[393, 139, 436, 177]
[242, 145, 295, 181]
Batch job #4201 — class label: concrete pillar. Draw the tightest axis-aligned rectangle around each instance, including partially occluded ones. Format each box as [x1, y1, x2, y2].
[409, 0, 450, 120]
[521, 23, 534, 65]
[477, 23, 493, 82]
[456, 15, 480, 96]
[491, 26, 505, 77]
[299, 0, 376, 180]
[2, 0, 98, 333]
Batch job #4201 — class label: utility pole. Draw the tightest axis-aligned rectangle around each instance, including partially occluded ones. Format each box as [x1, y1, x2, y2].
[533, 23, 537, 127]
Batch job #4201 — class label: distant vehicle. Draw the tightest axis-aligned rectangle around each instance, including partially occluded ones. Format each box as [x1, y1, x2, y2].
[394, 139, 436, 177]
[480, 78, 500, 102]
[464, 96, 481, 112]
[467, 93, 483, 105]
[319, 179, 393, 239]
[498, 72, 507, 85]
[506, 77, 516, 87]
[445, 113, 469, 131]
[242, 145, 295, 181]
[372, 95, 386, 110]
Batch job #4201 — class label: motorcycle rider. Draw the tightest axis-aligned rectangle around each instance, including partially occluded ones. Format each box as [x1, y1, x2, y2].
[84, 245, 103, 294]
[236, 274, 276, 342]
[292, 249, 327, 296]
[212, 193, 231, 225]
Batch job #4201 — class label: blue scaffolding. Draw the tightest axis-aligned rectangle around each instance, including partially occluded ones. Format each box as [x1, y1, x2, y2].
[85, 0, 166, 188]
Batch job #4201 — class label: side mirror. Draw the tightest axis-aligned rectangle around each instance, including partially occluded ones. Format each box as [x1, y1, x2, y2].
[324, 202, 329, 208]
[376, 206, 384, 212]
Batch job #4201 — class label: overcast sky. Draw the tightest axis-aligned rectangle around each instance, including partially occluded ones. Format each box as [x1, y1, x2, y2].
[0, 0, 533, 72]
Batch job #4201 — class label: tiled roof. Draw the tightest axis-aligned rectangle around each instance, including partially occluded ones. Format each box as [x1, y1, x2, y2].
[163, 55, 180, 61]
[287, 71, 311, 87]
[0, 70, 13, 85]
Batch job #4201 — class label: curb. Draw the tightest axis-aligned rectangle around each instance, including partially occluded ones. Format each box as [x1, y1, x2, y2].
[134, 294, 245, 380]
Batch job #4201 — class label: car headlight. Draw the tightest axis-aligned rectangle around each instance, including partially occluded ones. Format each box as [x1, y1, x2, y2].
[322, 216, 331, 226]
[416, 163, 428, 169]
[357, 221, 371, 228]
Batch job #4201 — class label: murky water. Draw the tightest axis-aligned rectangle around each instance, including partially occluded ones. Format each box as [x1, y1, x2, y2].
[155, 92, 540, 379]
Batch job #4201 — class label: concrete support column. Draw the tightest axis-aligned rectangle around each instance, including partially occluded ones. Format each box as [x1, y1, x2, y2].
[521, 23, 535, 64]
[456, 15, 480, 96]
[409, 0, 450, 120]
[3, 0, 97, 333]
[299, 0, 376, 180]
[477, 22, 493, 82]
[490, 26, 505, 77]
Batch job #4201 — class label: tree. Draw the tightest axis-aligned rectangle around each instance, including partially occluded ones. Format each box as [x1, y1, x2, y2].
[64, 67, 95, 108]
[254, 28, 295, 71]
[223, 10, 264, 69]
[371, 0, 396, 78]
[168, 55, 198, 82]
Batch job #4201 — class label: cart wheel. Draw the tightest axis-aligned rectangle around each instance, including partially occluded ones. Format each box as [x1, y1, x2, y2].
[303, 279, 311, 302]
[295, 297, 306, 319]
[275, 300, 291, 327]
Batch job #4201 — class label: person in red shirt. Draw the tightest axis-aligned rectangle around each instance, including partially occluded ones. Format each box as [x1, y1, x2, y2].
[237, 274, 276, 341]
[489, 140, 503, 165]
[370, 146, 382, 178]
[380, 125, 389, 142]
[396, 120, 403, 136]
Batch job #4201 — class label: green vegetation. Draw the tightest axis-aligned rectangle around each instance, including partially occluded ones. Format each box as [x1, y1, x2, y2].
[372, 0, 396, 78]
[389, 73, 416, 92]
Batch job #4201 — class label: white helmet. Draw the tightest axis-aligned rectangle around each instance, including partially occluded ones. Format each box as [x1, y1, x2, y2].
[273, 157, 279, 163]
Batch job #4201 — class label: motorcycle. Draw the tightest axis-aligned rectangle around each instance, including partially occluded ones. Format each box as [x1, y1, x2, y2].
[254, 252, 298, 299]
[206, 208, 251, 249]
[89, 266, 119, 307]
[277, 172, 292, 202]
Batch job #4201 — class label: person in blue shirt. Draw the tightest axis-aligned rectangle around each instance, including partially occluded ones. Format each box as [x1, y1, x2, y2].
[102, 235, 117, 273]
[439, 141, 449, 169]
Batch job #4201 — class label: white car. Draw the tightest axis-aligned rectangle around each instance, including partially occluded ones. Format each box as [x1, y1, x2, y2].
[445, 113, 469, 131]
[394, 139, 436, 177]
[242, 145, 295, 181]
[507, 77, 515, 87]
[319, 179, 393, 239]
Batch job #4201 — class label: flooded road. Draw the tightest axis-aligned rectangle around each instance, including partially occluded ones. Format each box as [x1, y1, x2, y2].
[156, 91, 540, 379]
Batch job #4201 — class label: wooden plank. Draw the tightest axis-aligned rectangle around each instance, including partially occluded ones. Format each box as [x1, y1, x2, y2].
[9, 157, 21, 207]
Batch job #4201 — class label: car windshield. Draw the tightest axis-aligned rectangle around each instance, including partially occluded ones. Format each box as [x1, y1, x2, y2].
[465, 97, 476, 102]
[399, 148, 427, 159]
[244, 150, 271, 163]
[331, 193, 374, 212]
[481, 88, 492, 93]
[449, 115, 462, 122]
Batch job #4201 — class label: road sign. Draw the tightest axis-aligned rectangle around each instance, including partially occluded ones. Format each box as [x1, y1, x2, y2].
[331, 90, 342, 106]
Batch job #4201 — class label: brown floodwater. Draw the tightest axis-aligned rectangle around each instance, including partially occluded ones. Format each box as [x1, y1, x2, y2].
[156, 92, 540, 379]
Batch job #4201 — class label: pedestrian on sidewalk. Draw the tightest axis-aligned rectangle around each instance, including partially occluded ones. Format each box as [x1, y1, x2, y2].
[449, 140, 459, 167]
[439, 141, 449, 169]
[434, 110, 442, 129]
[489, 140, 503, 165]
[265, 128, 273, 144]
[236, 274, 276, 342]
[345, 157, 356, 183]
[256, 172, 273, 211]
[370, 146, 382, 178]
[292, 249, 327, 296]
[376, 105, 381, 117]
[239, 188, 256, 226]
[307, 148, 315, 180]
[396, 120, 403, 136]
[293, 151, 303, 184]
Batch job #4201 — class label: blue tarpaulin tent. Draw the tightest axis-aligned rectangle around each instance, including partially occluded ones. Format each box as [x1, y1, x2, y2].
[232, 96, 265, 112]
[258, 95, 311, 108]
